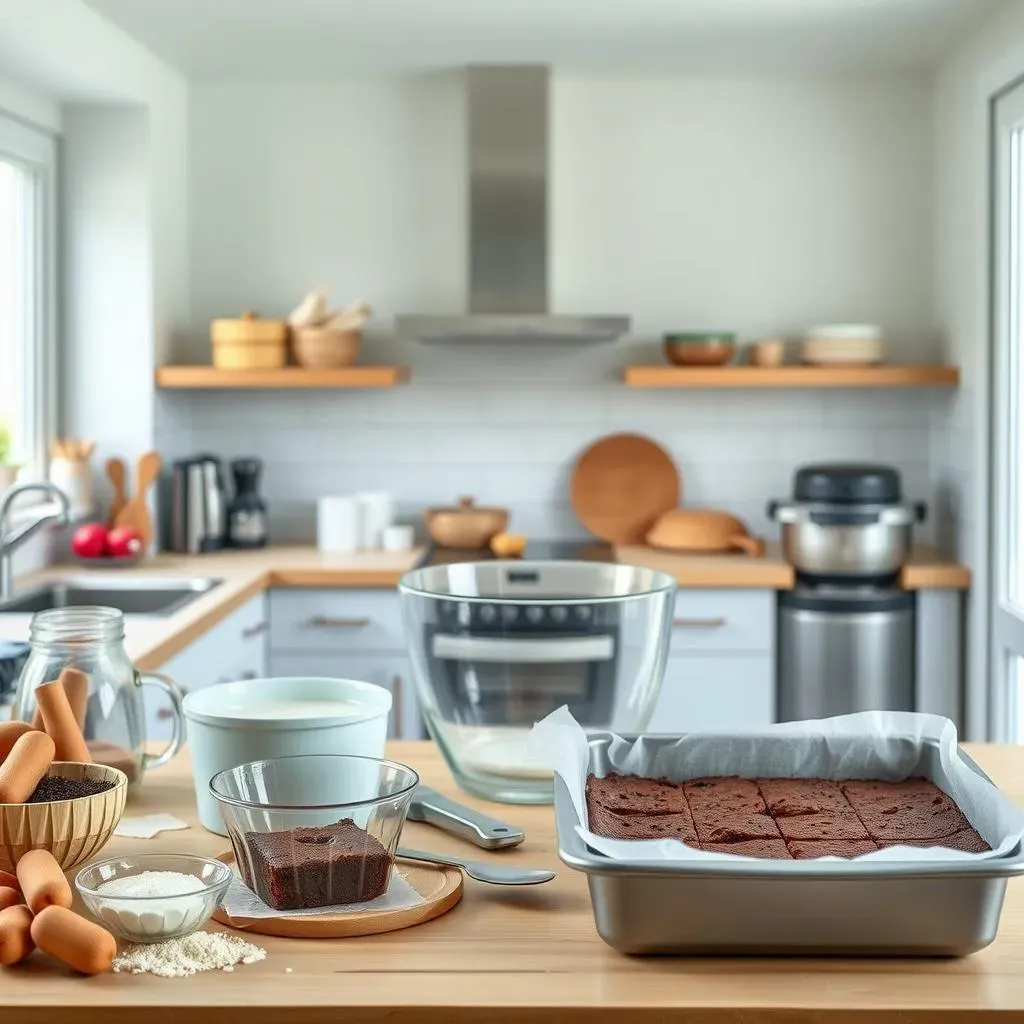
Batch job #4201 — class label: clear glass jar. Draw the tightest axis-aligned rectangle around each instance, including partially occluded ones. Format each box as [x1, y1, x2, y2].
[12, 607, 184, 786]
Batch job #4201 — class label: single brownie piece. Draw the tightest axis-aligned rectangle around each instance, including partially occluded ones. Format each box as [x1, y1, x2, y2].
[241, 818, 391, 911]
[684, 777, 766, 815]
[756, 778, 853, 817]
[786, 839, 879, 860]
[692, 810, 781, 844]
[774, 811, 870, 841]
[877, 828, 990, 854]
[586, 773, 686, 815]
[701, 839, 792, 859]
[841, 779, 970, 842]
[588, 806, 698, 846]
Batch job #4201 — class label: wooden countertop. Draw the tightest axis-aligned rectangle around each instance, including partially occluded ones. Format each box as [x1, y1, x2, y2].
[616, 544, 971, 591]
[5, 740, 1024, 1024]
[1, 543, 970, 673]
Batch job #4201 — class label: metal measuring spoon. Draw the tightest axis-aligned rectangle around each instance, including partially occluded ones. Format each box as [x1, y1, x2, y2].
[397, 847, 555, 886]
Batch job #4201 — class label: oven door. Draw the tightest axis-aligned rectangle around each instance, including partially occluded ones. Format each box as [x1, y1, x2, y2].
[428, 632, 617, 726]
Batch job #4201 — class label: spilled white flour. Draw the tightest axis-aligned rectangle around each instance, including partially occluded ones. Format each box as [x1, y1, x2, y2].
[113, 932, 266, 978]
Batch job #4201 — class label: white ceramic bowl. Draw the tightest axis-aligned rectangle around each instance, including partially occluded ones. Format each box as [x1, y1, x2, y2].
[182, 677, 392, 834]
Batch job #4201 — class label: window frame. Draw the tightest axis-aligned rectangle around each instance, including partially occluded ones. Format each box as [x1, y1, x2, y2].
[0, 110, 57, 484]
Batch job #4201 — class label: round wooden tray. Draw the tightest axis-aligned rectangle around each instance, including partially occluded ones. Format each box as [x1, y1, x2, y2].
[570, 432, 681, 544]
[211, 851, 463, 939]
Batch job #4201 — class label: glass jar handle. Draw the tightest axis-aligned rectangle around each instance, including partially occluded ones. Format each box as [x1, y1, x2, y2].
[138, 671, 184, 771]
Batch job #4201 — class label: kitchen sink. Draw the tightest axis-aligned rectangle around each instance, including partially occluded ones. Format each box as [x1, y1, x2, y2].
[0, 577, 223, 617]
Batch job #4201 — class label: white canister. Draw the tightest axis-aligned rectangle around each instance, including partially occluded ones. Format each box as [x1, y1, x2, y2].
[356, 491, 395, 549]
[49, 458, 93, 515]
[381, 524, 414, 552]
[182, 676, 392, 834]
[317, 496, 361, 553]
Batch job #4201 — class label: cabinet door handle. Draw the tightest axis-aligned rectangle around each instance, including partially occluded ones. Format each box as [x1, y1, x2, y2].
[308, 616, 372, 629]
[391, 675, 403, 739]
[673, 617, 727, 629]
[242, 622, 268, 639]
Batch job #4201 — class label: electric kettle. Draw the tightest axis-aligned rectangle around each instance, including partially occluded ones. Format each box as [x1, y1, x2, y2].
[168, 454, 226, 554]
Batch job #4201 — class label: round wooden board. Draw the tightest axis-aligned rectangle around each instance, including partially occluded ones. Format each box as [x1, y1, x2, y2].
[570, 432, 681, 544]
[211, 850, 463, 939]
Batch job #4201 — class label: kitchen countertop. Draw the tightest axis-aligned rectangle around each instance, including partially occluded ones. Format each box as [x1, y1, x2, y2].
[6, 739, 1024, 1024]
[2, 544, 970, 673]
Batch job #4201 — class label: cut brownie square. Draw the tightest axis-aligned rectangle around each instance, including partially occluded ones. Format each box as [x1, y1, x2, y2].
[692, 810, 781, 844]
[841, 779, 969, 841]
[774, 812, 870, 841]
[240, 818, 391, 911]
[756, 778, 853, 817]
[701, 838, 792, 859]
[684, 777, 766, 815]
[786, 839, 879, 860]
[588, 805, 698, 846]
[877, 828, 990, 854]
[586, 773, 686, 815]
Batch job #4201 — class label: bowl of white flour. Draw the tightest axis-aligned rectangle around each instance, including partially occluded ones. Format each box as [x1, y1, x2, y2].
[75, 853, 232, 942]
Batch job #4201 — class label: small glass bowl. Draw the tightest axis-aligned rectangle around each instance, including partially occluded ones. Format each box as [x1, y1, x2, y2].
[209, 754, 419, 911]
[75, 854, 232, 943]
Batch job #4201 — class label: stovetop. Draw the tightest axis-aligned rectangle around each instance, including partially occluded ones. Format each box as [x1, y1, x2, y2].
[418, 539, 613, 568]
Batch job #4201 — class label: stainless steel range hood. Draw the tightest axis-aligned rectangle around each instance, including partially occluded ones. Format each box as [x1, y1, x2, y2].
[395, 66, 630, 344]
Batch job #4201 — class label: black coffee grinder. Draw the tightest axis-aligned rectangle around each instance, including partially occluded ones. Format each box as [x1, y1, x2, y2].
[227, 457, 268, 549]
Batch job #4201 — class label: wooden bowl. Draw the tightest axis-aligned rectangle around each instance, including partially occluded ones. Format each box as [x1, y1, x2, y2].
[425, 497, 509, 548]
[293, 327, 361, 369]
[0, 762, 128, 873]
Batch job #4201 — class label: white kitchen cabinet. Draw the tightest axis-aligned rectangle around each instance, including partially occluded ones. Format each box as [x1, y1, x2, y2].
[648, 653, 775, 733]
[148, 593, 268, 742]
[669, 590, 773, 654]
[269, 590, 405, 654]
[268, 651, 423, 740]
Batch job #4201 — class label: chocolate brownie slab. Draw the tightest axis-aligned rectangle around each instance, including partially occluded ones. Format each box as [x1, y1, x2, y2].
[774, 811, 870, 841]
[702, 838, 792, 859]
[588, 806, 699, 845]
[786, 839, 879, 860]
[756, 778, 853, 817]
[841, 778, 969, 841]
[684, 777, 766, 815]
[693, 810, 781, 844]
[586, 773, 686, 815]
[877, 828, 989, 854]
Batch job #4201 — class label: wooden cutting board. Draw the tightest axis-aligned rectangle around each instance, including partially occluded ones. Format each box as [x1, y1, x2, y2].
[570, 433, 680, 544]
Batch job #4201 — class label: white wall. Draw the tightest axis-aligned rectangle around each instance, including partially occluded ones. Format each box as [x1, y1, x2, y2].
[0, 74, 60, 134]
[61, 106, 153, 466]
[159, 72, 944, 546]
[934, 1, 1024, 739]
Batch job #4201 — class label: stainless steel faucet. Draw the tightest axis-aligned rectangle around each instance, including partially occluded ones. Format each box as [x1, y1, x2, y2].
[0, 481, 71, 600]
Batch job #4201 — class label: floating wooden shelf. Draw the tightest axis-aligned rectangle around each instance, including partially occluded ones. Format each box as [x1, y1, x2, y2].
[623, 365, 960, 389]
[155, 366, 410, 390]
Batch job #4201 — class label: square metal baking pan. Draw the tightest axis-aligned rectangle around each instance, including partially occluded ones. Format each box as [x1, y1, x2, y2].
[555, 733, 1024, 956]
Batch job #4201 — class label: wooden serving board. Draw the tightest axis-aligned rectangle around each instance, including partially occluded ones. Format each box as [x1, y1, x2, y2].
[211, 850, 463, 939]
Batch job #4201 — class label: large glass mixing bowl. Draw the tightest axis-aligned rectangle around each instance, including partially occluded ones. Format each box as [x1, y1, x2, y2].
[398, 560, 676, 803]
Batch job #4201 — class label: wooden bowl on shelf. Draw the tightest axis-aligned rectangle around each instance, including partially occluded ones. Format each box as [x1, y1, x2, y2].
[292, 327, 361, 369]
[0, 762, 127, 873]
[663, 332, 736, 366]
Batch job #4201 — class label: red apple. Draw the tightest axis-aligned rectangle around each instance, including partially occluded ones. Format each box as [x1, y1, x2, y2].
[71, 522, 109, 559]
[106, 526, 143, 559]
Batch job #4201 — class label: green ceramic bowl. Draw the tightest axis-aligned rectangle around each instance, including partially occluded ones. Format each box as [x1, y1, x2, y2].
[663, 332, 736, 366]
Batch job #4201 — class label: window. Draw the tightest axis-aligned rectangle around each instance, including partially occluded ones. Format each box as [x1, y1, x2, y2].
[0, 112, 55, 485]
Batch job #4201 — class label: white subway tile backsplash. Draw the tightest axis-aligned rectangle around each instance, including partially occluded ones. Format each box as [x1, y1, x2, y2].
[157, 375, 943, 544]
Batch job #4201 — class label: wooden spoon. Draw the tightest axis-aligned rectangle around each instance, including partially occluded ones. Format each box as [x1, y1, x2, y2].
[114, 451, 161, 547]
[105, 458, 127, 528]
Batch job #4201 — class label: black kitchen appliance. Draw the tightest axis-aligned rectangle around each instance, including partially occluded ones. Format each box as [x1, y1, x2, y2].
[227, 457, 268, 549]
[167, 454, 227, 554]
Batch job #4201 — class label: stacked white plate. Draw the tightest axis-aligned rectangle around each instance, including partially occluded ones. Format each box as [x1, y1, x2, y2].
[802, 323, 884, 365]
